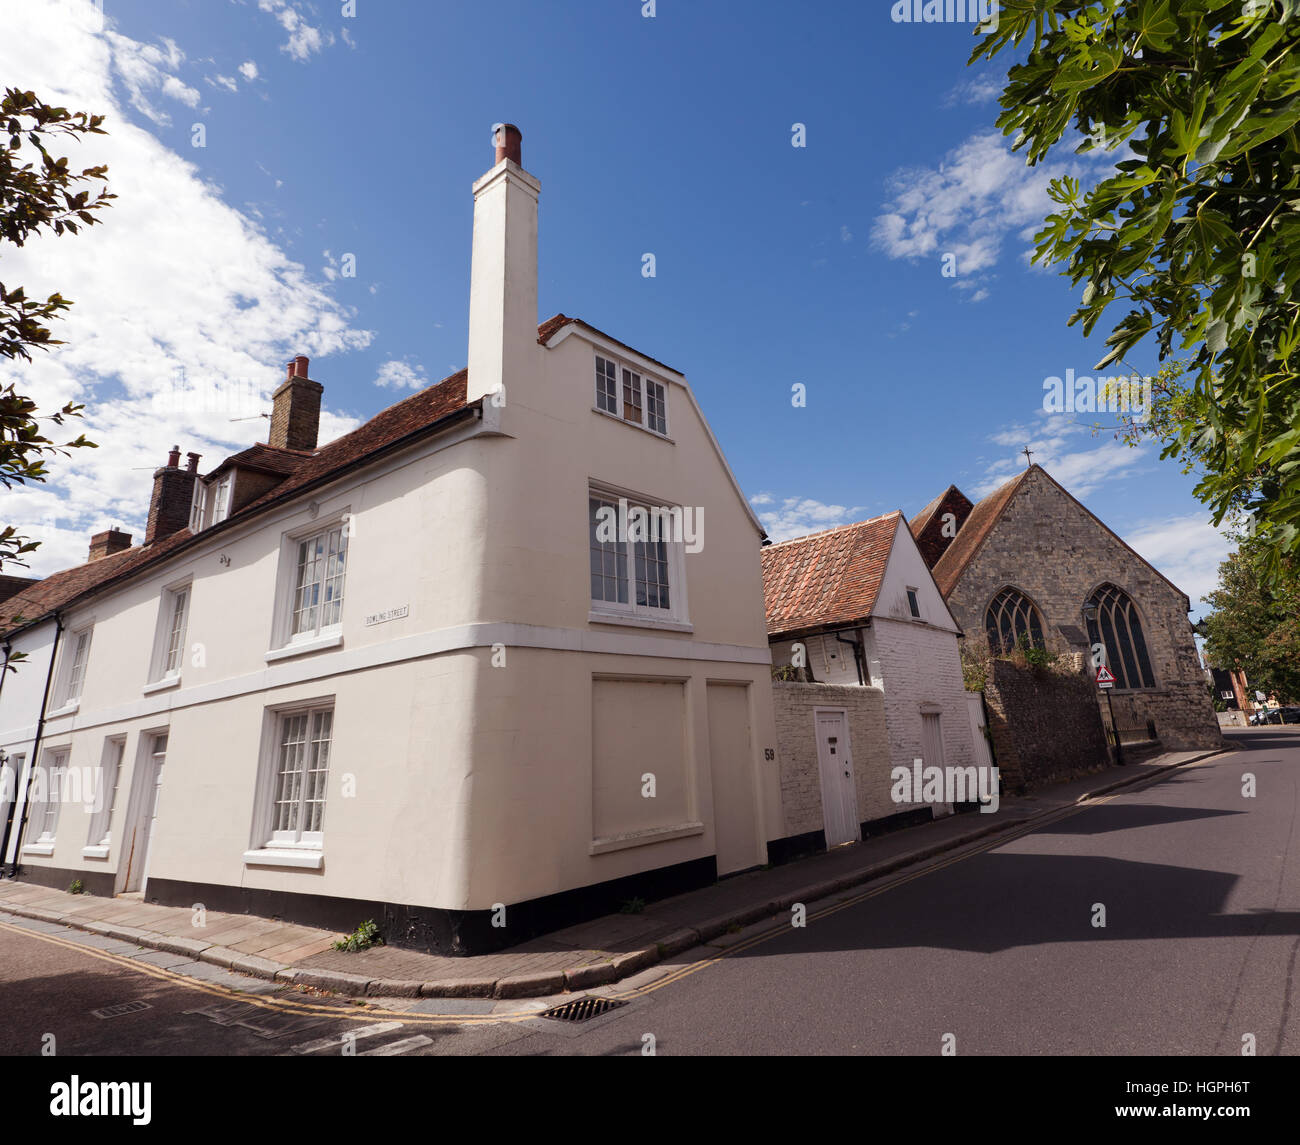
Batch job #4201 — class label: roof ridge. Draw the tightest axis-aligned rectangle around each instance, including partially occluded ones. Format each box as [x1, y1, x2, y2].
[765, 509, 900, 547]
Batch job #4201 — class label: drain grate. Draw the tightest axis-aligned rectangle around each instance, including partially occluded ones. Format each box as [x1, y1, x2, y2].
[539, 996, 627, 1023]
[92, 1000, 152, 1019]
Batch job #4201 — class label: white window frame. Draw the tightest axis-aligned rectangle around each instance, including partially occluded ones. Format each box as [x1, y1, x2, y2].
[54, 626, 93, 711]
[245, 700, 335, 866]
[591, 352, 671, 438]
[27, 747, 69, 852]
[269, 517, 350, 656]
[189, 480, 208, 532]
[147, 579, 192, 688]
[906, 587, 922, 620]
[211, 474, 233, 524]
[588, 485, 691, 631]
[84, 736, 125, 857]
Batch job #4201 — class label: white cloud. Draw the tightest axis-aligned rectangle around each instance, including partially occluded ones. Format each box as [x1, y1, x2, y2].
[871, 131, 1105, 297]
[208, 74, 239, 93]
[103, 31, 201, 126]
[942, 74, 1002, 108]
[972, 417, 1149, 500]
[257, 0, 334, 62]
[0, 0, 371, 576]
[374, 360, 427, 390]
[239, 60, 259, 81]
[751, 495, 866, 543]
[1122, 516, 1232, 611]
[840, 225, 853, 243]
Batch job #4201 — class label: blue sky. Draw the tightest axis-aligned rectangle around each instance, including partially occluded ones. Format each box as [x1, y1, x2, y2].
[0, 0, 1231, 614]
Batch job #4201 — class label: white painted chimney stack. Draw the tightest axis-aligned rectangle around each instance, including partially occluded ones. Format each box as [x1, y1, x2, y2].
[466, 123, 539, 405]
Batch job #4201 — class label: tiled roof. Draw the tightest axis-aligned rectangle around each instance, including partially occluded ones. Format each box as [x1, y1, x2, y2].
[0, 529, 193, 633]
[910, 488, 951, 539]
[207, 442, 313, 480]
[931, 468, 1034, 597]
[761, 512, 901, 638]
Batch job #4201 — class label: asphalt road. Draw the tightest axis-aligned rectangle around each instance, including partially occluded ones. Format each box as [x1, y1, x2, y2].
[497, 728, 1300, 1056]
[1, 728, 1295, 1057]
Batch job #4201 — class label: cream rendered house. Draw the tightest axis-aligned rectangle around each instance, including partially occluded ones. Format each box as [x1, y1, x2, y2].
[0, 126, 780, 953]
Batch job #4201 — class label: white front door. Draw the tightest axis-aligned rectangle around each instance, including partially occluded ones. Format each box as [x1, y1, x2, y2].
[815, 710, 859, 847]
[123, 733, 167, 894]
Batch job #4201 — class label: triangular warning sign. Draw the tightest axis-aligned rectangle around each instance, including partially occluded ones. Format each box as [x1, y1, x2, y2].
[1095, 665, 1117, 685]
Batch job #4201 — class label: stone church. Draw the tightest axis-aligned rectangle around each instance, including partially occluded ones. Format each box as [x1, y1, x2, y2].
[910, 464, 1222, 754]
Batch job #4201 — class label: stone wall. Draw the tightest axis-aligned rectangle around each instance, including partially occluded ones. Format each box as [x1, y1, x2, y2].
[982, 658, 1112, 792]
[944, 467, 1223, 753]
[770, 682, 891, 845]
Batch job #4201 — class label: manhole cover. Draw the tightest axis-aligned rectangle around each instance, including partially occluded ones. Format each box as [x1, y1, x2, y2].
[91, 1000, 152, 1019]
[539, 996, 627, 1023]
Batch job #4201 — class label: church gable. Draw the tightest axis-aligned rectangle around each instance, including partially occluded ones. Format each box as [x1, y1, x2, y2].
[937, 464, 1221, 753]
[910, 484, 974, 569]
[942, 466, 1191, 648]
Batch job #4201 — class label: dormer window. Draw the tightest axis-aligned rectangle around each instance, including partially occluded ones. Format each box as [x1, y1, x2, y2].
[189, 473, 234, 531]
[593, 353, 669, 437]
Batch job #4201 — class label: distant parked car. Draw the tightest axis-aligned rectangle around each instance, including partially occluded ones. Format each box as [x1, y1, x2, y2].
[1250, 708, 1282, 725]
[1279, 707, 1300, 725]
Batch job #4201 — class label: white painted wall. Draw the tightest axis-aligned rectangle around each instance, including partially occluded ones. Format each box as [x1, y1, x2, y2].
[0, 150, 781, 911]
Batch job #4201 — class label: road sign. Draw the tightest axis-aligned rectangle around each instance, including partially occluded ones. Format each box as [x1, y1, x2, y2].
[1095, 665, 1116, 689]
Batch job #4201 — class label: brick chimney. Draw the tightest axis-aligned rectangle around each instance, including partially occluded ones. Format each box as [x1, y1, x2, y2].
[269, 355, 323, 451]
[467, 122, 539, 405]
[146, 446, 198, 544]
[88, 527, 132, 562]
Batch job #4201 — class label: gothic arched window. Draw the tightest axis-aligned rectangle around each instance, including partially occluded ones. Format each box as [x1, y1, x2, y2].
[1084, 583, 1156, 689]
[985, 587, 1046, 655]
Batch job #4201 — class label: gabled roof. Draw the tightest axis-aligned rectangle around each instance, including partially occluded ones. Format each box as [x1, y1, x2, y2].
[930, 465, 1192, 606]
[761, 512, 902, 639]
[931, 468, 1032, 597]
[910, 485, 958, 539]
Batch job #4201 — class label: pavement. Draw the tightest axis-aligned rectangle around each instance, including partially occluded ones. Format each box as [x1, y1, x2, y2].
[0, 746, 1226, 1006]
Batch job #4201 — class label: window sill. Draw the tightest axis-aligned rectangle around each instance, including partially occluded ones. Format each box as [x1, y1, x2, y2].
[22, 843, 55, 857]
[142, 675, 181, 695]
[591, 406, 674, 442]
[47, 701, 79, 718]
[265, 632, 343, 663]
[82, 845, 110, 860]
[588, 610, 693, 634]
[590, 822, 704, 855]
[242, 849, 324, 870]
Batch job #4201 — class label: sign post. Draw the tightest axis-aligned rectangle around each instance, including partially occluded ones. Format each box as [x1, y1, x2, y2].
[1095, 665, 1123, 764]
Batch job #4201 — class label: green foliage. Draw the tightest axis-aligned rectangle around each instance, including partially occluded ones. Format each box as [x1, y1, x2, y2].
[1, 88, 111, 572]
[332, 919, 383, 952]
[973, 3, 1300, 580]
[960, 640, 991, 691]
[618, 896, 646, 915]
[1201, 527, 1300, 702]
[67, 878, 83, 895]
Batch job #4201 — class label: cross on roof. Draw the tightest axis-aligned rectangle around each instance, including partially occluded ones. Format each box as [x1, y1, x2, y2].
[1022, 446, 1035, 467]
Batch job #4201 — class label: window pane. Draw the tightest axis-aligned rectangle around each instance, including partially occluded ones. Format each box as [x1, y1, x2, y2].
[644, 379, 667, 434]
[622, 369, 643, 424]
[595, 356, 618, 413]
[635, 538, 671, 610]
